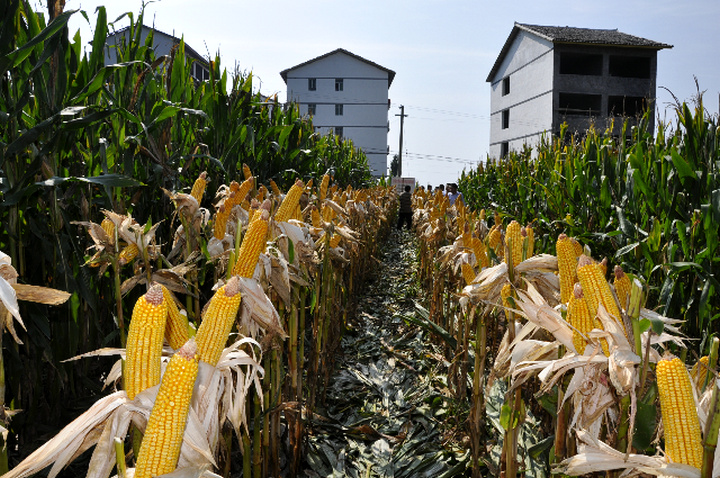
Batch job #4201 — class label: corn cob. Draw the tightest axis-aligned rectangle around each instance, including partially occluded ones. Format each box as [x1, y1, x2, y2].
[556, 234, 579, 305]
[657, 357, 703, 469]
[461, 262, 476, 285]
[598, 257, 608, 278]
[270, 179, 282, 196]
[160, 285, 191, 350]
[479, 209, 486, 221]
[501, 283, 514, 321]
[275, 180, 304, 223]
[242, 163, 252, 180]
[118, 243, 139, 266]
[101, 218, 116, 246]
[505, 220, 522, 267]
[319, 174, 330, 201]
[522, 225, 534, 258]
[329, 233, 342, 249]
[577, 255, 623, 333]
[306, 178, 314, 190]
[494, 211, 502, 227]
[568, 283, 608, 355]
[213, 204, 229, 240]
[234, 177, 256, 210]
[189, 171, 207, 204]
[613, 265, 632, 311]
[487, 225, 503, 258]
[195, 277, 243, 366]
[571, 236, 583, 257]
[311, 207, 323, 228]
[690, 356, 712, 390]
[472, 237, 490, 269]
[134, 339, 199, 478]
[232, 209, 269, 278]
[125, 285, 168, 400]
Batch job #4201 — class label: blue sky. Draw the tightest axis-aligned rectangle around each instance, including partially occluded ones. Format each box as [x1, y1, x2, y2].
[55, 0, 720, 187]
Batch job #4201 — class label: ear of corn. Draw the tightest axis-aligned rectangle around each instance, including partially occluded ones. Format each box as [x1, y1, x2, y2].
[329, 233, 342, 249]
[613, 266, 632, 311]
[118, 243, 139, 266]
[577, 254, 624, 334]
[160, 285, 191, 350]
[568, 283, 608, 355]
[472, 237, 490, 269]
[487, 225, 503, 258]
[274, 180, 304, 223]
[232, 209, 269, 278]
[125, 285, 168, 400]
[501, 283, 514, 321]
[242, 163, 252, 180]
[195, 277, 243, 366]
[189, 171, 207, 204]
[505, 220, 522, 267]
[101, 218, 115, 246]
[134, 338, 199, 478]
[213, 204, 229, 241]
[461, 262, 476, 285]
[690, 356, 712, 390]
[656, 356, 703, 469]
[270, 179, 281, 196]
[522, 225, 534, 259]
[557, 234, 579, 305]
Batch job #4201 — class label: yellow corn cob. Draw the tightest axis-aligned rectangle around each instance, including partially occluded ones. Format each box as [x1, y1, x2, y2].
[125, 285, 168, 400]
[657, 357, 703, 469]
[487, 225, 503, 258]
[329, 233, 342, 249]
[505, 220, 522, 267]
[160, 285, 191, 350]
[568, 283, 608, 355]
[212, 204, 228, 240]
[189, 171, 207, 204]
[234, 177, 255, 208]
[195, 277, 243, 366]
[242, 163, 252, 180]
[461, 262, 476, 285]
[522, 225, 534, 258]
[571, 237, 583, 257]
[494, 211, 502, 227]
[472, 237, 490, 269]
[134, 338, 199, 478]
[479, 209, 486, 221]
[322, 204, 335, 223]
[598, 257, 608, 278]
[690, 356, 712, 390]
[577, 255, 623, 333]
[501, 283, 514, 321]
[232, 209, 269, 278]
[270, 179, 282, 196]
[306, 178, 314, 190]
[275, 179, 304, 223]
[257, 184, 267, 202]
[613, 266, 632, 311]
[118, 243, 139, 266]
[101, 218, 115, 245]
[311, 207, 323, 228]
[556, 234, 579, 305]
[319, 174, 330, 201]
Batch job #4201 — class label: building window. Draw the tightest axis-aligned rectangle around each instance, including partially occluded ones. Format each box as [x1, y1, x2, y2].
[193, 62, 209, 81]
[334, 126, 343, 137]
[608, 96, 647, 117]
[335, 78, 344, 91]
[335, 104, 343, 116]
[559, 52, 603, 76]
[558, 93, 602, 116]
[307, 103, 316, 115]
[609, 55, 651, 79]
[308, 78, 316, 91]
[501, 109, 509, 129]
[500, 142, 509, 158]
[502, 77, 510, 96]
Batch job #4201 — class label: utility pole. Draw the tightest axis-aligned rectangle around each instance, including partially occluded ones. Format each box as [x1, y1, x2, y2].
[395, 105, 408, 177]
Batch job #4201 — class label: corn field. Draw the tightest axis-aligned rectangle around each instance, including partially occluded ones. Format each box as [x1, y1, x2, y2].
[4, 1, 720, 477]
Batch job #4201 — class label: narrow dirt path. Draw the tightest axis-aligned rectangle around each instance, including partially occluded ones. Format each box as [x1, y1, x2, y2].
[301, 228, 468, 477]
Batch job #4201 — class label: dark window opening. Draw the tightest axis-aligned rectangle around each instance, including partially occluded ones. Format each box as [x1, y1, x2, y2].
[558, 93, 602, 115]
[500, 142, 509, 158]
[609, 55, 651, 78]
[502, 109, 509, 129]
[334, 126, 343, 137]
[307, 103, 316, 115]
[308, 78, 316, 91]
[502, 77, 510, 96]
[335, 104, 343, 116]
[335, 78, 344, 91]
[608, 96, 647, 117]
[559, 52, 603, 76]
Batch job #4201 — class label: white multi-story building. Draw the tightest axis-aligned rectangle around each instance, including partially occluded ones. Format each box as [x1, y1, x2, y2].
[486, 23, 671, 159]
[281, 49, 395, 177]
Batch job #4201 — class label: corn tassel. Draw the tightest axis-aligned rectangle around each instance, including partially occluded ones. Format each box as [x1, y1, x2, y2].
[125, 285, 168, 400]
[275, 179, 304, 223]
[161, 285, 191, 350]
[505, 220, 522, 267]
[134, 339, 199, 478]
[232, 209, 269, 278]
[657, 356, 703, 469]
[189, 171, 207, 204]
[568, 283, 608, 355]
[195, 277, 243, 366]
[613, 265, 632, 311]
[556, 234, 579, 305]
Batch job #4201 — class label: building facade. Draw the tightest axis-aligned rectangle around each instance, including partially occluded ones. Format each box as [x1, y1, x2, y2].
[105, 25, 210, 82]
[486, 23, 671, 159]
[281, 49, 395, 177]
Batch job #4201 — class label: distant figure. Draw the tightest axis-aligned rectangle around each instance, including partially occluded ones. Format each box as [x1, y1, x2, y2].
[397, 185, 413, 230]
[447, 183, 463, 206]
[427, 184, 432, 192]
[435, 184, 445, 195]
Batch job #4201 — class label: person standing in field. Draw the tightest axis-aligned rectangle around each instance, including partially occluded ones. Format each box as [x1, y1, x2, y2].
[397, 185, 413, 230]
[447, 183, 463, 206]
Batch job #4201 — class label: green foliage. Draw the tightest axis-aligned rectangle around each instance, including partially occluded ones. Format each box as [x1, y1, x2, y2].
[459, 106, 720, 340]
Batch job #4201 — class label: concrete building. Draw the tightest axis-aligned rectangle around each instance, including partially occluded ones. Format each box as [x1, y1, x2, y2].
[281, 49, 395, 177]
[487, 23, 672, 159]
[105, 25, 210, 82]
